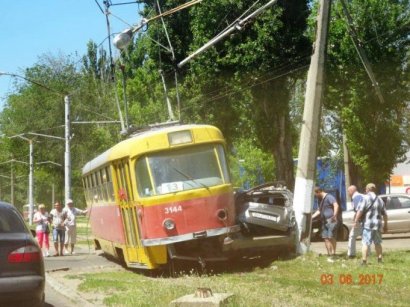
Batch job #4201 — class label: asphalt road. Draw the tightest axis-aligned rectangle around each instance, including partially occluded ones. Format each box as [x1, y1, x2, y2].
[310, 233, 410, 255]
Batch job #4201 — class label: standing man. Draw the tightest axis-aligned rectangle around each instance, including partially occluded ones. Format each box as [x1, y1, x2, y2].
[63, 199, 88, 255]
[354, 183, 388, 265]
[49, 201, 66, 256]
[347, 185, 364, 259]
[312, 187, 340, 262]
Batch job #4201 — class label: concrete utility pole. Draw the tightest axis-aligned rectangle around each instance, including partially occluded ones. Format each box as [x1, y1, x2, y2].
[65, 95, 71, 202]
[343, 133, 352, 210]
[8, 135, 34, 225]
[28, 140, 34, 225]
[293, 0, 332, 254]
[1, 72, 72, 208]
[10, 164, 14, 205]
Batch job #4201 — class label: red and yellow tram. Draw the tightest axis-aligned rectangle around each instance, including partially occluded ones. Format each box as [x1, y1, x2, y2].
[82, 124, 239, 269]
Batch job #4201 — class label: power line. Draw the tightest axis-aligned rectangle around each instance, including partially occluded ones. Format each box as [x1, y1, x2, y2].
[178, 59, 310, 114]
[168, 50, 311, 106]
[340, 0, 385, 104]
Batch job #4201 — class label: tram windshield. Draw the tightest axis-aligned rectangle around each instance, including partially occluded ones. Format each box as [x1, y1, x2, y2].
[135, 144, 230, 197]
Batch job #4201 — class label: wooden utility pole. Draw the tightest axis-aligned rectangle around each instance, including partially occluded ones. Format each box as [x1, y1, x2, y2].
[293, 0, 331, 254]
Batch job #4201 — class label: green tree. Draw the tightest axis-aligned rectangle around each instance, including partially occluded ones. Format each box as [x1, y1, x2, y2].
[123, 1, 310, 189]
[0, 49, 122, 208]
[325, 0, 410, 185]
[185, 0, 311, 190]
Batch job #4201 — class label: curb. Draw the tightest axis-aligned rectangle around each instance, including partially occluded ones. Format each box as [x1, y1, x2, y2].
[46, 272, 95, 307]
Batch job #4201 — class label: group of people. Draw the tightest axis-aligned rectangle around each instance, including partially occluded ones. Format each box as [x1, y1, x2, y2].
[312, 183, 388, 265]
[32, 199, 88, 257]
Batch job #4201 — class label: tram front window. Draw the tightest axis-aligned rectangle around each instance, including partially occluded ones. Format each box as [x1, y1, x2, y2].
[135, 144, 229, 197]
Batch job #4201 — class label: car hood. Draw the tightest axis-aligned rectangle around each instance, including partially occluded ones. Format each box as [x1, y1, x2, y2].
[342, 210, 355, 226]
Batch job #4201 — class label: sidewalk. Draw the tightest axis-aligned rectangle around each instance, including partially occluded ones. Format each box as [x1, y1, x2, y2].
[45, 245, 122, 307]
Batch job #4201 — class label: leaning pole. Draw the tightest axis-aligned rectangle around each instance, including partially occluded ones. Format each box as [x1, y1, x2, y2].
[293, 0, 332, 254]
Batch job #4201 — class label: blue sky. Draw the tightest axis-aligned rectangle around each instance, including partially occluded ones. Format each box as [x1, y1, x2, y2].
[0, 0, 142, 108]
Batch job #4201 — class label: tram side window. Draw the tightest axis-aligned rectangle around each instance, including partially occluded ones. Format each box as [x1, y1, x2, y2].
[105, 166, 114, 202]
[136, 157, 153, 197]
[100, 169, 108, 201]
[92, 173, 99, 203]
[82, 178, 89, 203]
[87, 176, 93, 203]
[216, 145, 230, 183]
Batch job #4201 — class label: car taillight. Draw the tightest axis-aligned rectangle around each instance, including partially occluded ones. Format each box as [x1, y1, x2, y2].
[8, 245, 42, 263]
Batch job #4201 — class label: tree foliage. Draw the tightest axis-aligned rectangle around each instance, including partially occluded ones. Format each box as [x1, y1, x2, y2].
[120, 0, 311, 190]
[0, 0, 409, 209]
[325, 0, 410, 185]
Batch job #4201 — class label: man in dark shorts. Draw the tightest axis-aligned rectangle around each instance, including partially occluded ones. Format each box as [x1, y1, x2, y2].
[312, 187, 340, 262]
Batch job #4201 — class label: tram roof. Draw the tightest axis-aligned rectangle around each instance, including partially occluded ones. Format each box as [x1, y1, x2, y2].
[82, 124, 224, 175]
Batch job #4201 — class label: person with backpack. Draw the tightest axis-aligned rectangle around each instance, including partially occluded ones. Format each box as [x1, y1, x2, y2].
[354, 183, 388, 266]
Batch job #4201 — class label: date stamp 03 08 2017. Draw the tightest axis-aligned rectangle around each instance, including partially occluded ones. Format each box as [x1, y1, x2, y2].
[320, 274, 384, 285]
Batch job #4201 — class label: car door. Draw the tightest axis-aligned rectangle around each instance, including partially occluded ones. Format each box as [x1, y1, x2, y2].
[395, 196, 410, 233]
[382, 196, 410, 233]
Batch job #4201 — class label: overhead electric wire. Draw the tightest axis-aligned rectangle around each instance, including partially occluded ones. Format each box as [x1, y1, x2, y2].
[107, 10, 134, 28]
[146, 0, 202, 22]
[340, 0, 386, 105]
[213, 0, 261, 41]
[200, 62, 310, 106]
[156, 0, 181, 120]
[94, 0, 104, 14]
[174, 55, 312, 115]
[102, 0, 127, 132]
[157, 48, 311, 104]
[110, 1, 140, 6]
[178, 0, 279, 67]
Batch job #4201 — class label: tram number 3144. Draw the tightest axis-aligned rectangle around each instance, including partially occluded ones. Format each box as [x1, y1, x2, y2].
[164, 205, 183, 214]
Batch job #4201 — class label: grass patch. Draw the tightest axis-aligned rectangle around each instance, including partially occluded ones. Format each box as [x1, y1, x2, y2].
[66, 250, 410, 306]
[75, 216, 91, 237]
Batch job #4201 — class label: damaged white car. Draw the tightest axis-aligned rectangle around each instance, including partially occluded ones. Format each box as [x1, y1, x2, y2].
[235, 183, 296, 236]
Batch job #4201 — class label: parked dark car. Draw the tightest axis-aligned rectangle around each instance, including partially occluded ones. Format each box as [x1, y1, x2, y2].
[235, 182, 295, 236]
[0, 201, 45, 306]
[311, 213, 349, 242]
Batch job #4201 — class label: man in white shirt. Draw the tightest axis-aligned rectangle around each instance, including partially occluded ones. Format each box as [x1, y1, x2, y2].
[49, 201, 66, 256]
[347, 185, 365, 259]
[63, 199, 88, 255]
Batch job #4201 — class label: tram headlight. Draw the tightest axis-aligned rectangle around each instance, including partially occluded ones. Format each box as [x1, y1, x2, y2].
[163, 218, 176, 230]
[216, 208, 227, 221]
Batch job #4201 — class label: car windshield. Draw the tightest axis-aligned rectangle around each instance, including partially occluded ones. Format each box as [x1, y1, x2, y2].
[135, 144, 230, 197]
[0, 207, 26, 233]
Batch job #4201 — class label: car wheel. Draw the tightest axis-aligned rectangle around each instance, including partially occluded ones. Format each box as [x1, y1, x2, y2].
[340, 225, 349, 241]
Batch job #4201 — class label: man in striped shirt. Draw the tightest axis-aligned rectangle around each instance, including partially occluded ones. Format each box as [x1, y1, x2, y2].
[354, 183, 388, 265]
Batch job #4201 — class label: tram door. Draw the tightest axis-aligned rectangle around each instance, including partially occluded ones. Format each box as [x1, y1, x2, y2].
[113, 160, 140, 263]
